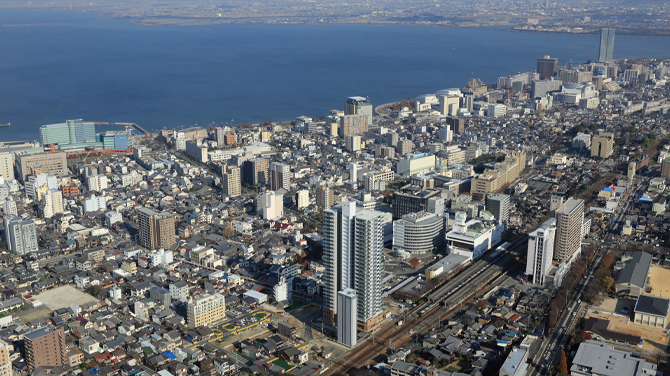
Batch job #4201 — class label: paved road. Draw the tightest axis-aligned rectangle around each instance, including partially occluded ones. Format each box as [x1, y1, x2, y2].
[527, 174, 643, 376]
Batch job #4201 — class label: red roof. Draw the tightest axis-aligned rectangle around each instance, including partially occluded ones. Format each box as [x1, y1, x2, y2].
[508, 314, 521, 322]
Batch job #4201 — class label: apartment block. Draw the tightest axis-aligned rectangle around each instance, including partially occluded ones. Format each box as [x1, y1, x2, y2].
[222, 166, 241, 197]
[554, 198, 585, 262]
[591, 132, 614, 159]
[187, 293, 226, 328]
[138, 207, 176, 251]
[24, 326, 67, 372]
[526, 218, 556, 285]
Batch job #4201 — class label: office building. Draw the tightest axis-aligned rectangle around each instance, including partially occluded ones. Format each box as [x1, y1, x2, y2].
[339, 114, 368, 137]
[537, 55, 558, 79]
[526, 218, 556, 285]
[393, 212, 445, 254]
[97, 131, 130, 150]
[269, 162, 291, 191]
[554, 198, 584, 262]
[260, 190, 283, 220]
[337, 289, 357, 347]
[39, 119, 95, 146]
[138, 207, 176, 251]
[84, 195, 106, 212]
[439, 95, 460, 116]
[396, 139, 414, 155]
[386, 132, 399, 147]
[24, 326, 67, 372]
[485, 193, 510, 225]
[41, 188, 64, 219]
[187, 293, 226, 328]
[316, 185, 335, 209]
[392, 189, 442, 219]
[598, 28, 616, 62]
[345, 134, 362, 152]
[530, 78, 562, 98]
[397, 153, 436, 176]
[323, 202, 386, 332]
[4, 215, 38, 255]
[571, 340, 657, 376]
[242, 158, 269, 188]
[446, 212, 504, 260]
[591, 132, 614, 159]
[344, 96, 373, 125]
[222, 166, 241, 197]
[296, 190, 309, 209]
[0, 153, 13, 180]
[16, 152, 68, 182]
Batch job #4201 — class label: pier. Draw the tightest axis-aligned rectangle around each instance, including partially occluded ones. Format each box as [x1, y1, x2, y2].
[114, 122, 148, 135]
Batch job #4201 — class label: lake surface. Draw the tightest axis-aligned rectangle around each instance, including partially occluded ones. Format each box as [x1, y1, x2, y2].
[1, 10, 669, 141]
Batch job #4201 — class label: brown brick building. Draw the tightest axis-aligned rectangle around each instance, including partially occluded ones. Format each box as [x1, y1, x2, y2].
[24, 326, 67, 372]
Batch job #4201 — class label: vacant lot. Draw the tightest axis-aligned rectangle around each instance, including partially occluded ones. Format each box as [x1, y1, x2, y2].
[34, 285, 98, 310]
[583, 311, 668, 354]
[648, 266, 670, 299]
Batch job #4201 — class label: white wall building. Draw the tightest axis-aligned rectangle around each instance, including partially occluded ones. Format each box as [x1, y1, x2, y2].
[260, 190, 283, 220]
[84, 195, 106, 212]
[446, 212, 504, 260]
[87, 174, 108, 192]
[296, 190, 309, 209]
[337, 289, 357, 347]
[397, 153, 436, 176]
[525, 218, 556, 285]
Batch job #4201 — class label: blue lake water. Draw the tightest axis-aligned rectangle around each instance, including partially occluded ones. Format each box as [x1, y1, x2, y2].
[1, 10, 669, 141]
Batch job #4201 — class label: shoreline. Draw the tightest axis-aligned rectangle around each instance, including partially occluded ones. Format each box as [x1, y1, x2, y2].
[2, 7, 670, 38]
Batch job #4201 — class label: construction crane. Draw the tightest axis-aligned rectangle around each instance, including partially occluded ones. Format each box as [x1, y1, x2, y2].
[82, 148, 95, 164]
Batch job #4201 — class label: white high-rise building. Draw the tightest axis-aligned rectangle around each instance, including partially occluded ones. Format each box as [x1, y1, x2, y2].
[554, 198, 585, 262]
[87, 174, 108, 192]
[84, 195, 106, 212]
[4, 215, 38, 255]
[439, 126, 453, 142]
[349, 163, 358, 182]
[296, 190, 309, 209]
[260, 190, 283, 220]
[526, 218, 556, 285]
[323, 202, 385, 332]
[337, 289, 357, 347]
[41, 188, 64, 219]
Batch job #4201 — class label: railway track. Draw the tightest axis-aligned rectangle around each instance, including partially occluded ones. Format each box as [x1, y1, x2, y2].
[323, 237, 528, 376]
